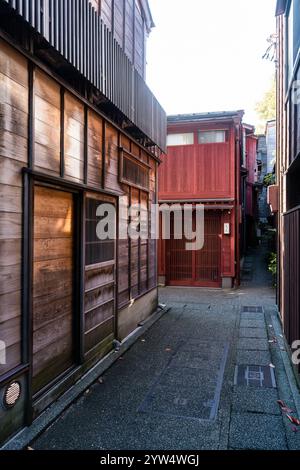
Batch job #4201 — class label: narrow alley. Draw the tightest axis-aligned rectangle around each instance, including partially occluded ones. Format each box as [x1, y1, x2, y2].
[1, 0, 300, 461]
[27, 247, 300, 451]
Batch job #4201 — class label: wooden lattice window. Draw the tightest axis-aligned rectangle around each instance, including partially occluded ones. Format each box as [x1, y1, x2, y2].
[85, 197, 115, 266]
[119, 149, 150, 191]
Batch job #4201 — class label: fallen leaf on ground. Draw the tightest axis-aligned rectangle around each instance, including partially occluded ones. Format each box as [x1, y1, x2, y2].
[282, 406, 294, 413]
[287, 415, 300, 426]
[277, 400, 294, 413]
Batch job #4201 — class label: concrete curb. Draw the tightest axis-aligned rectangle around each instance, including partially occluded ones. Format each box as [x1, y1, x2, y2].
[271, 310, 300, 419]
[1, 306, 170, 451]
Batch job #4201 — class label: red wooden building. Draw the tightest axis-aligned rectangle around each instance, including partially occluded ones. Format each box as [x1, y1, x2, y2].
[241, 124, 259, 249]
[158, 111, 245, 289]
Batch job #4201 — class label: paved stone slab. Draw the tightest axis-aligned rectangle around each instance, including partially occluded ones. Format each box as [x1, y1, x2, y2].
[241, 312, 265, 322]
[138, 341, 229, 421]
[232, 387, 280, 415]
[28, 246, 298, 451]
[237, 338, 269, 351]
[229, 413, 287, 450]
[240, 319, 266, 329]
[239, 328, 268, 339]
[236, 350, 272, 366]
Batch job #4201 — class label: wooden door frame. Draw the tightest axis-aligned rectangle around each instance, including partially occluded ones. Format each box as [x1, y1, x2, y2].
[165, 210, 222, 288]
[82, 192, 118, 356]
[32, 183, 82, 399]
[23, 174, 84, 423]
[22, 169, 120, 423]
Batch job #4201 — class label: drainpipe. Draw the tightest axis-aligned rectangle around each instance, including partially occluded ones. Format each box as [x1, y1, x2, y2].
[235, 121, 242, 287]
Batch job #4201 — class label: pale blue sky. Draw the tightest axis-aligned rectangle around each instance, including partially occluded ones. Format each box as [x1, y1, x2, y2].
[146, 0, 276, 127]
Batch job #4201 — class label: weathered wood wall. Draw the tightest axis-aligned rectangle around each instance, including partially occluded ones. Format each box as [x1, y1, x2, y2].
[34, 70, 61, 175]
[64, 93, 85, 183]
[0, 0, 166, 153]
[0, 39, 28, 375]
[0, 38, 158, 389]
[88, 111, 103, 187]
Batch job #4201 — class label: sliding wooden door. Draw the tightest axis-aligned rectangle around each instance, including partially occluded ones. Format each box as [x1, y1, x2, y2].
[32, 185, 75, 394]
[167, 211, 221, 287]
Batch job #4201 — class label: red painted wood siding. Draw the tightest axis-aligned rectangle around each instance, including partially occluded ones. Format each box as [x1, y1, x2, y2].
[159, 125, 235, 200]
[158, 119, 240, 286]
[246, 135, 258, 216]
[246, 135, 258, 185]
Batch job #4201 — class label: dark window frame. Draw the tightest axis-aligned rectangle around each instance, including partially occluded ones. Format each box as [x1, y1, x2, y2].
[85, 196, 116, 267]
[198, 129, 229, 145]
[119, 148, 150, 191]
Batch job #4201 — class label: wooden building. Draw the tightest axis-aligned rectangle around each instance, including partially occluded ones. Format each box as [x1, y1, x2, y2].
[0, 0, 166, 445]
[275, 0, 300, 375]
[241, 125, 259, 249]
[158, 111, 245, 289]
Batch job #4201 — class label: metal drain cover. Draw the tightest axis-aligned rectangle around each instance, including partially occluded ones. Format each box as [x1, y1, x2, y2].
[242, 306, 264, 313]
[234, 365, 276, 388]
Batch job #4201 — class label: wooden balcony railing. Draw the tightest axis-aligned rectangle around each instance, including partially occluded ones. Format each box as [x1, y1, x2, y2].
[1, 0, 166, 151]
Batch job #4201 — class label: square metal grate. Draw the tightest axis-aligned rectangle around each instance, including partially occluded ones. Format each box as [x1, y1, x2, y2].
[242, 306, 264, 313]
[234, 365, 276, 388]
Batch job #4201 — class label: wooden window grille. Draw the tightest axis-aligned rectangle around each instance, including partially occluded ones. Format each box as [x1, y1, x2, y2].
[85, 197, 115, 266]
[119, 148, 150, 191]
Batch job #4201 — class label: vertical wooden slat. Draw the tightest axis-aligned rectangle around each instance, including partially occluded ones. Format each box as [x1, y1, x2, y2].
[84, 105, 88, 185]
[3, 0, 167, 151]
[60, 88, 65, 178]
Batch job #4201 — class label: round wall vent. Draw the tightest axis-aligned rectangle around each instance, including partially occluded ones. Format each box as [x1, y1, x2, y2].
[4, 382, 21, 408]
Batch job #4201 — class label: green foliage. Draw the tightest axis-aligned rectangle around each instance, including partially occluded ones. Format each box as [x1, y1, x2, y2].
[268, 252, 277, 280]
[255, 79, 276, 133]
[255, 79, 276, 121]
[263, 173, 276, 187]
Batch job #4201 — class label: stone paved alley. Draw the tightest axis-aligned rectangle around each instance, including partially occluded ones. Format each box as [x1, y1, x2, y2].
[32, 247, 300, 450]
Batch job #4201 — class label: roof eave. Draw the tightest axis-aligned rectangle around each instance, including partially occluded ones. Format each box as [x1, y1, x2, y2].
[167, 110, 245, 125]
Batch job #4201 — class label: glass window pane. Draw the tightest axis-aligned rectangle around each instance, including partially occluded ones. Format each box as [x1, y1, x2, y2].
[198, 130, 226, 144]
[167, 133, 194, 146]
[85, 198, 115, 266]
